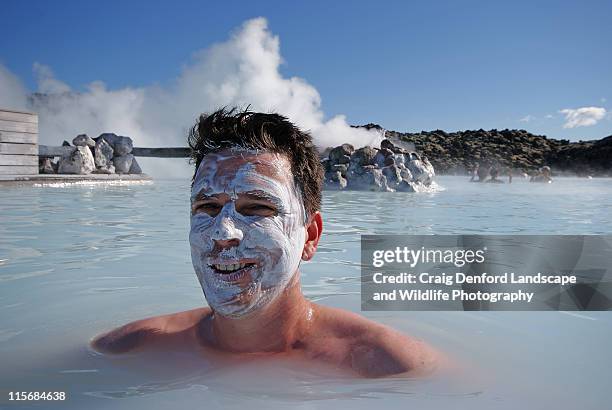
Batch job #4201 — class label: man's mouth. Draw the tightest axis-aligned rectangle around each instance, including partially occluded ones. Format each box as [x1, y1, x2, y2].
[207, 260, 259, 283]
[211, 262, 256, 273]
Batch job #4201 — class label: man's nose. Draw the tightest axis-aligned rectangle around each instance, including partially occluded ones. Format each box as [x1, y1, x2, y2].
[211, 214, 243, 249]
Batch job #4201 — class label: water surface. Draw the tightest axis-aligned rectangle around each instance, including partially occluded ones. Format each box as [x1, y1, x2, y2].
[1, 176, 610, 409]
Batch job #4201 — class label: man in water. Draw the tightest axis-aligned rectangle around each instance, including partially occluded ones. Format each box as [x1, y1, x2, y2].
[470, 163, 489, 182]
[91, 108, 437, 378]
[530, 166, 553, 183]
[485, 167, 505, 183]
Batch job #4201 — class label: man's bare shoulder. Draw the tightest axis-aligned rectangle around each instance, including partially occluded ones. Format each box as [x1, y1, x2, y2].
[91, 307, 211, 354]
[308, 305, 438, 378]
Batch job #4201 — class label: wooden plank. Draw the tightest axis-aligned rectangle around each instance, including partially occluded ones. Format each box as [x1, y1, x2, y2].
[39, 145, 73, 157]
[0, 120, 38, 134]
[0, 143, 38, 155]
[0, 154, 38, 166]
[0, 165, 38, 175]
[0, 108, 37, 115]
[132, 147, 190, 158]
[0, 110, 38, 124]
[0, 131, 38, 144]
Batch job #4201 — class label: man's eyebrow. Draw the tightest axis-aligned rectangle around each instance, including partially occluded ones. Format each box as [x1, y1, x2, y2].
[240, 190, 279, 201]
[191, 190, 279, 203]
[192, 191, 218, 202]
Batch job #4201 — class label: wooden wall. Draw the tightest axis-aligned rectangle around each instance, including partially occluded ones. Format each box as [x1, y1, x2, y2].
[0, 109, 39, 175]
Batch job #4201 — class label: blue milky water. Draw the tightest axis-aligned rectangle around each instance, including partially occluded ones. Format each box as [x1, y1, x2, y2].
[0, 176, 611, 409]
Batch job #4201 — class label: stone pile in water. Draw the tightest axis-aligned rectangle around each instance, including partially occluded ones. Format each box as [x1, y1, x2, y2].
[39, 133, 143, 175]
[322, 139, 435, 192]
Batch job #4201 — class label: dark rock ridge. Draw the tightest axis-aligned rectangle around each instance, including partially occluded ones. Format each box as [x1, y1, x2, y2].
[352, 125, 612, 176]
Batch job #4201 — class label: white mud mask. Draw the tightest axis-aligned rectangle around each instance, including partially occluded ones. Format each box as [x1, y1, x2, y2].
[189, 149, 307, 318]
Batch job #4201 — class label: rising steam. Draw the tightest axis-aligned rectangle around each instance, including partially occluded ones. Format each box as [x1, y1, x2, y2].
[0, 18, 381, 177]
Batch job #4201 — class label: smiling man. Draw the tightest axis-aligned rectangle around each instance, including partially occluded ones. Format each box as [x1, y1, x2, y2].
[91, 108, 437, 378]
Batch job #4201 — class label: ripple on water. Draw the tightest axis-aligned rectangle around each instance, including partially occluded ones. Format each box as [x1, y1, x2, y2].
[0, 329, 24, 342]
[0, 268, 54, 282]
[78, 287, 141, 294]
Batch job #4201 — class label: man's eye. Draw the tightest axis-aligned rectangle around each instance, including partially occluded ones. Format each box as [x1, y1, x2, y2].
[248, 205, 274, 210]
[194, 203, 221, 215]
[241, 204, 277, 215]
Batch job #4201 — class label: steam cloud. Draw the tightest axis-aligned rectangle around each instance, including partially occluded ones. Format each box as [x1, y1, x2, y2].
[0, 18, 381, 177]
[0, 64, 28, 110]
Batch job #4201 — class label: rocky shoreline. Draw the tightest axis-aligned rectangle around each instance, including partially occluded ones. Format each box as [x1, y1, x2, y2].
[355, 124, 612, 177]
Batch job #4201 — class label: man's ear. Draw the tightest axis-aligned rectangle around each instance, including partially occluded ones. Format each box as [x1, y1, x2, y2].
[302, 211, 323, 261]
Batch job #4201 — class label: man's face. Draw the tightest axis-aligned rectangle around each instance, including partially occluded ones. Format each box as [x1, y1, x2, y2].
[189, 148, 307, 318]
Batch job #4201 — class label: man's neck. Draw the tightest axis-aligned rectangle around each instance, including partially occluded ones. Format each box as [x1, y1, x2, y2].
[206, 274, 314, 353]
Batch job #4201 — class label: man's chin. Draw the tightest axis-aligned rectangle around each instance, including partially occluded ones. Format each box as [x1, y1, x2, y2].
[211, 286, 278, 318]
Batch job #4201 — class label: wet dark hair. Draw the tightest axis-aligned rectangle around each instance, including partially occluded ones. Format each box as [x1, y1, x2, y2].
[188, 107, 324, 216]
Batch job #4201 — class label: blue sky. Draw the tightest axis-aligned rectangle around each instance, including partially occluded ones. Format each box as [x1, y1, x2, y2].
[1, 0, 610, 141]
